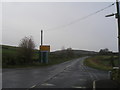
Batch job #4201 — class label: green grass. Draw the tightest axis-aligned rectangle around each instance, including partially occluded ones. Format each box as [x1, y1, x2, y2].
[2, 45, 82, 68]
[2, 45, 18, 58]
[4, 56, 80, 68]
[3, 58, 80, 69]
[84, 55, 119, 71]
[84, 56, 120, 83]
[3, 63, 51, 68]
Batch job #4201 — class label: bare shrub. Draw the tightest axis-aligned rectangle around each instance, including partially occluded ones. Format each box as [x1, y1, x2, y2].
[19, 36, 35, 64]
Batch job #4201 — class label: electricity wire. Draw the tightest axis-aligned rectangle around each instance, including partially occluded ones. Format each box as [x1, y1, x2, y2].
[46, 2, 115, 31]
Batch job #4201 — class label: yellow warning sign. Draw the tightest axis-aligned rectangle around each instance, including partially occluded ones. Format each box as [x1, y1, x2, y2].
[40, 45, 50, 52]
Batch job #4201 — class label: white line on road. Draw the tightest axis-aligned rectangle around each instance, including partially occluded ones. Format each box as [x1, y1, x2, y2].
[72, 86, 86, 88]
[41, 83, 55, 86]
[66, 65, 71, 68]
[30, 85, 37, 88]
[93, 80, 96, 90]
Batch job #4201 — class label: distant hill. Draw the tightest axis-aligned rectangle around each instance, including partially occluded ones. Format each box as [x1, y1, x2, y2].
[2, 44, 98, 68]
[51, 49, 98, 56]
[73, 50, 98, 55]
[2, 44, 18, 50]
[1, 44, 98, 56]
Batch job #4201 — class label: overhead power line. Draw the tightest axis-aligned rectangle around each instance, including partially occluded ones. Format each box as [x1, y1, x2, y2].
[46, 2, 115, 31]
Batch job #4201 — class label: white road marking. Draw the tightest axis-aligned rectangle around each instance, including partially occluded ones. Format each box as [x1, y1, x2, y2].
[41, 83, 55, 86]
[66, 65, 71, 68]
[30, 85, 36, 88]
[73, 86, 86, 88]
[93, 80, 96, 90]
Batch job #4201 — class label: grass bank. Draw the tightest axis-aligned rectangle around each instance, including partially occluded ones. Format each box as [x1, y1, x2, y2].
[84, 55, 120, 84]
[84, 55, 119, 71]
[2, 45, 83, 68]
[4, 56, 81, 68]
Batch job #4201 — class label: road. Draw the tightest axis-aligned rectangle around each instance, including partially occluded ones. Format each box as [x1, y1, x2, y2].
[2, 57, 109, 89]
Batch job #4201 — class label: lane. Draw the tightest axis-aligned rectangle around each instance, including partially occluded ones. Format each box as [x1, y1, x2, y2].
[35, 57, 108, 88]
[2, 57, 108, 88]
[3, 67, 51, 88]
[2, 57, 87, 88]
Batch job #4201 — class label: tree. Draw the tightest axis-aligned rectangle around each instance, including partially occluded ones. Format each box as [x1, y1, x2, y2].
[99, 48, 112, 55]
[18, 36, 35, 64]
[66, 47, 75, 58]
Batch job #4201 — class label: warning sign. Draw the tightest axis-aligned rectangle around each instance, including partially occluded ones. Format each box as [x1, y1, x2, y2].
[40, 45, 50, 52]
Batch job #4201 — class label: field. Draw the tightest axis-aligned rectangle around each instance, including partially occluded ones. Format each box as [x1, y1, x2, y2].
[84, 55, 119, 71]
[84, 55, 120, 83]
[2, 45, 82, 68]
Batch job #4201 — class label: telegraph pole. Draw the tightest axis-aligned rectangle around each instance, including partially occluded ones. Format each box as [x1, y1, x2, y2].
[39, 30, 50, 63]
[116, 0, 120, 67]
[39, 30, 43, 63]
[106, 0, 120, 67]
[41, 30, 43, 46]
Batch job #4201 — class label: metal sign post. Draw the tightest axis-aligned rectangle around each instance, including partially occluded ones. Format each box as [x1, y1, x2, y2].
[39, 30, 50, 63]
[40, 45, 50, 63]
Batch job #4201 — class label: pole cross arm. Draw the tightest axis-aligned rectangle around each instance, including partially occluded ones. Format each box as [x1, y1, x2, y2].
[105, 13, 115, 17]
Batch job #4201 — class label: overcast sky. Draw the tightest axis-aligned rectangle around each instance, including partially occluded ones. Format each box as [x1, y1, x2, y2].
[2, 1, 119, 52]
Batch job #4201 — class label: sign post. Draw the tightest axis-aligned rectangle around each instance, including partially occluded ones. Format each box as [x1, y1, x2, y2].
[40, 45, 50, 63]
[39, 30, 50, 63]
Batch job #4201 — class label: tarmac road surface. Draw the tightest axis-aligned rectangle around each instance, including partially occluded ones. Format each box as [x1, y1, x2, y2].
[2, 57, 109, 89]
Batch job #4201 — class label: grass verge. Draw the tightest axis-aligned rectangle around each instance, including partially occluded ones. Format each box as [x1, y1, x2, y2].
[2, 45, 84, 68]
[3, 57, 81, 68]
[84, 55, 118, 71]
[84, 55, 120, 84]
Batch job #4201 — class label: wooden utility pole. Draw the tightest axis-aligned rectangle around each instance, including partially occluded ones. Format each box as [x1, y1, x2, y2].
[41, 30, 43, 46]
[39, 30, 50, 63]
[116, 0, 120, 67]
[105, 1, 120, 67]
